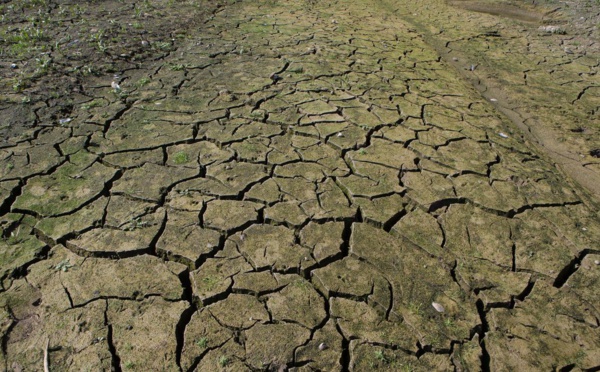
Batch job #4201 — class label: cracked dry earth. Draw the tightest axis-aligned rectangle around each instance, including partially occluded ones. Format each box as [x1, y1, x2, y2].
[1, 0, 600, 370]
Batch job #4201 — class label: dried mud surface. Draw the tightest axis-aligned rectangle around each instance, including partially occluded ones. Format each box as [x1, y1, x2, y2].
[1, 0, 600, 371]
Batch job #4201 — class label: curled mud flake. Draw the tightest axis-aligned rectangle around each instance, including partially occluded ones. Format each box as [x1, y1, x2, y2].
[432, 302, 445, 313]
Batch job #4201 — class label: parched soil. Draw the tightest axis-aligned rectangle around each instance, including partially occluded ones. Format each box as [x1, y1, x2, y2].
[1, 0, 600, 371]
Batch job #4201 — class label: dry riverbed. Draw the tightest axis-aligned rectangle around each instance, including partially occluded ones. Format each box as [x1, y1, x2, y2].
[1, 0, 599, 370]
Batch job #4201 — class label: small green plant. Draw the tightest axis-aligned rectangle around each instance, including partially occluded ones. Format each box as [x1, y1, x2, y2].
[565, 349, 586, 366]
[358, 149, 367, 155]
[250, 110, 264, 118]
[88, 29, 108, 52]
[96, 39, 107, 52]
[137, 77, 151, 87]
[408, 301, 423, 316]
[444, 317, 456, 329]
[124, 217, 150, 231]
[73, 64, 96, 77]
[401, 363, 415, 372]
[374, 350, 388, 363]
[123, 361, 134, 369]
[172, 151, 190, 164]
[155, 41, 171, 50]
[34, 55, 52, 76]
[196, 337, 208, 348]
[218, 355, 230, 368]
[169, 63, 185, 71]
[293, 278, 309, 289]
[81, 100, 103, 110]
[12, 77, 28, 93]
[202, 276, 219, 290]
[54, 259, 74, 272]
[112, 88, 129, 100]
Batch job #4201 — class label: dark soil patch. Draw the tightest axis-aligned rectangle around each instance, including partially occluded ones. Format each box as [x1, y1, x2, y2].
[0, 0, 220, 145]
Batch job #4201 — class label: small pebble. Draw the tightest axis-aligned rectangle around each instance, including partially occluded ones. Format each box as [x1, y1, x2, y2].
[59, 118, 72, 125]
[490, 98, 498, 102]
[111, 81, 121, 91]
[141, 40, 149, 47]
[498, 132, 509, 138]
[336, 132, 344, 137]
[594, 260, 599, 265]
[432, 302, 445, 313]
[318, 342, 328, 351]
[10, 63, 17, 69]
